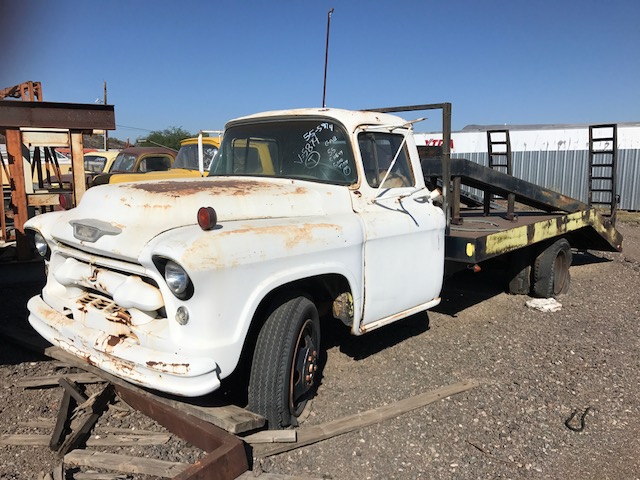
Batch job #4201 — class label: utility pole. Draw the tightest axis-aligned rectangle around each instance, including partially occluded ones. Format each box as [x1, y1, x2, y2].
[104, 81, 109, 150]
[322, 8, 334, 108]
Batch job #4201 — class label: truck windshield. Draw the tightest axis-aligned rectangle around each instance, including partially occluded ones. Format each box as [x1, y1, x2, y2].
[210, 120, 357, 185]
[174, 143, 219, 170]
[84, 154, 107, 173]
[111, 153, 136, 172]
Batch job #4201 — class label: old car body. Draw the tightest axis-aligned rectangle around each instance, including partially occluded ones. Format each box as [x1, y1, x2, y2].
[84, 151, 120, 174]
[106, 135, 220, 184]
[25, 108, 445, 425]
[83, 150, 120, 185]
[91, 146, 176, 186]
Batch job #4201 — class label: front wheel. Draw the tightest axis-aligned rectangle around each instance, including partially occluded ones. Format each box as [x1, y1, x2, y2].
[248, 296, 321, 429]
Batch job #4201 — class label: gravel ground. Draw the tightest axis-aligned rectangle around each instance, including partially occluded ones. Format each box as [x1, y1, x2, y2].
[1, 221, 639, 479]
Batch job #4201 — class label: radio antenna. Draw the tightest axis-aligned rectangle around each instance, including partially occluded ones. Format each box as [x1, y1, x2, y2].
[322, 8, 334, 108]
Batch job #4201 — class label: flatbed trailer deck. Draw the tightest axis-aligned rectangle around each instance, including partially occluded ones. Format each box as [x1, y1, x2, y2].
[420, 155, 622, 266]
[419, 151, 622, 297]
[443, 208, 622, 264]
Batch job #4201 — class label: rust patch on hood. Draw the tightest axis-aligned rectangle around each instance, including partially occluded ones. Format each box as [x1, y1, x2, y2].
[217, 223, 342, 249]
[127, 179, 306, 197]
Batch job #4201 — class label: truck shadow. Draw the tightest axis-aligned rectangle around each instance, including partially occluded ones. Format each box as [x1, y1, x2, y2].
[0, 261, 48, 366]
[324, 250, 614, 362]
[435, 250, 612, 316]
[571, 250, 612, 266]
[322, 313, 430, 361]
[321, 269, 509, 361]
[433, 268, 507, 317]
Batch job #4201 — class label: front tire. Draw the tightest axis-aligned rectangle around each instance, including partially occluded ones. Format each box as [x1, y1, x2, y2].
[248, 296, 321, 429]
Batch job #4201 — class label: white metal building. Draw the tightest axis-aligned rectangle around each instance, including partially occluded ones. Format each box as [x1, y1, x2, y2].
[414, 123, 640, 211]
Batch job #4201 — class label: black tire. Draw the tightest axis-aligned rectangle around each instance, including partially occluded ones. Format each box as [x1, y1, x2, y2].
[248, 296, 321, 429]
[532, 238, 572, 298]
[507, 251, 532, 295]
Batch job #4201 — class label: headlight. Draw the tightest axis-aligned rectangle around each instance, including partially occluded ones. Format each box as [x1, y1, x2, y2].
[33, 231, 50, 258]
[164, 260, 191, 297]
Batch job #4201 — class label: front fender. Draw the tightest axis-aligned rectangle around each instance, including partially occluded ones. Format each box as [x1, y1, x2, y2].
[139, 215, 364, 377]
[24, 210, 67, 240]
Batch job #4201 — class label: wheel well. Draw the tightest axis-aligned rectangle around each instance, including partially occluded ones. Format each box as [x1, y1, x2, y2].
[249, 273, 351, 335]
[223, 274, 352, 399]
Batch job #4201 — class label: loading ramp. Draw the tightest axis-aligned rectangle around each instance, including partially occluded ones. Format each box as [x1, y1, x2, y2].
[420, 156, 623, 265]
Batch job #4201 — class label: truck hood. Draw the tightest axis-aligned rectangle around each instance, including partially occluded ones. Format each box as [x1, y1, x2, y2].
[50, 177, 352, 261]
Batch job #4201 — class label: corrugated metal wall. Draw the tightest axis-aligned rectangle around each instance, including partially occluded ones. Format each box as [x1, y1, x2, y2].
[452, 149, 640, 211]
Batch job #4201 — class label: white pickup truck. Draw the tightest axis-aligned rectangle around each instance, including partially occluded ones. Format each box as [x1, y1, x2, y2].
[24, 104, 624, 428]
[25, 107, 446, 428]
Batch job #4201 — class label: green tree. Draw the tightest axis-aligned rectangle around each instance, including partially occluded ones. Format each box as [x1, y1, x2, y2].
[137, 126, 193, 151]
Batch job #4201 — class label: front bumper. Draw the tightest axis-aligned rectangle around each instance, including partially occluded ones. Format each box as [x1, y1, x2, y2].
[27, 295, 221, 397]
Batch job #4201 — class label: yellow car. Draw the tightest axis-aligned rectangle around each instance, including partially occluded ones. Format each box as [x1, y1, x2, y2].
[106, 135, 220, 184]
[83, 150, 120, 185]
[84, 151, 119, 174]
[91, 147, 177, 186]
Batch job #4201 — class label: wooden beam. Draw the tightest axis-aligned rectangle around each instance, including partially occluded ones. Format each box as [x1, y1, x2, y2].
[70, 474, 128, 480]
[49, 385, 74, 451]
[21, 420, 173, 438]
[52, 462, 63, 480]
[56, 384, 115, 457]
[116, 383, 249, 480]
[58, 377, 89, 404]
[0, 100, 115, 130]
[27, 193, 61, 207]
[70, 131, 86, 204]
[255, 379, 480, 457]
[45, 346, 264, 435]
[2, 433, 171, 447]
[236, 473, 324, 480]
[242, 430, 296, 444]
[64, 450, 188, 478]
[17, 372, 103, 388]
[5, 128, 29, 259]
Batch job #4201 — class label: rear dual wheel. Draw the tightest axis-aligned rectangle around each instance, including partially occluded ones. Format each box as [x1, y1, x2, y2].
[532, 238, 572, 297]
[248, 296, 321, 429]
[507, 238, 572, 297]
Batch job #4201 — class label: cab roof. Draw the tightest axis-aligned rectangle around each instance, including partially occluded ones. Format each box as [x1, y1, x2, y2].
[227, 108, 411, 133]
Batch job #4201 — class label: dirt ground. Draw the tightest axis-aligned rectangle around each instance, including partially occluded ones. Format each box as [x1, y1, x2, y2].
[1, 220, 639, 479]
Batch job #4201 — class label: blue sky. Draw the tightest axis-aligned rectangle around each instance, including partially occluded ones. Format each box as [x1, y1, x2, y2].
[2, 0, 639, 141]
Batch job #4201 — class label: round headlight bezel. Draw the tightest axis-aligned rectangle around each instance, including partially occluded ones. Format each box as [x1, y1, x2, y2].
[33, 231, 50, 259]
[163, 260, 192, 299]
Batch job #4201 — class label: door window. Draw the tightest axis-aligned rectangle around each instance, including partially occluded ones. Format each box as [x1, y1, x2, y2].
[359, 132, 415, 188]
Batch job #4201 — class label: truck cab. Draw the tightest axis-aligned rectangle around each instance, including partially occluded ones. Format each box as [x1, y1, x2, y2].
[24, 108, 445, 428]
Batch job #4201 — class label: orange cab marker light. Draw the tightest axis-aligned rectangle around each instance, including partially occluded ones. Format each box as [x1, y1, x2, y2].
[197, 207, 217, 230]
[59, 193, 73, 210]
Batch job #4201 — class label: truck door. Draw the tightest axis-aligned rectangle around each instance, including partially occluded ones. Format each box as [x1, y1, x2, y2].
[354, 131, 445, 331]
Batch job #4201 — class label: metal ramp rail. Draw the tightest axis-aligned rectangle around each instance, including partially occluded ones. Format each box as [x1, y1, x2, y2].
[421, 156, 589, 214]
